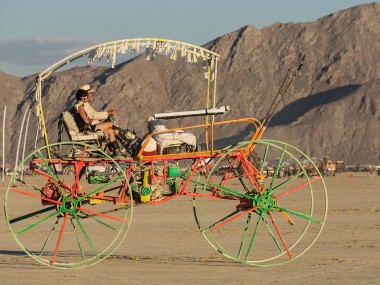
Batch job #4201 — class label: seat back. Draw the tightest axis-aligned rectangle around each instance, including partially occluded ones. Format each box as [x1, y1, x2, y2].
[62, 111, 80, 140]
[61, 111, 101, 142]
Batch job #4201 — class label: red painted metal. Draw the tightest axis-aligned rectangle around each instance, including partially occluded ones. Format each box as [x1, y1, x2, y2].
[52, 212, 69, 265]
[275, 176, 321, 200]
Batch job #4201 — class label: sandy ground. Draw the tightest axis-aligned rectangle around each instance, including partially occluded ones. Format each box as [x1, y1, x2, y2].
[0, 172, 379, 285]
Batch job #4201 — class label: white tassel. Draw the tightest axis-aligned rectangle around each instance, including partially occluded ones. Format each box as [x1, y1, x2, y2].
[131, 41, 137, 53]
[112, 45, 116, 68]
[210, 56, 215, 70]
[170, 50, 177, 61]
[164, 42, 170, 55]
[181, 44, 187, 57]
[200, 49, 205, 59]
[122, 41, 128, 54]
[193, 49, 198, 63]
[187, 52, 192, 63]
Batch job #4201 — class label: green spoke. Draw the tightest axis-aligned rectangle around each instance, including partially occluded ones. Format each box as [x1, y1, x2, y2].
[83, 213, 118, 231]
[10, 206, 56, 224]
[270, 171, 304, 193]
[244, 212, 264, 261]
[201, 210, 240, 232]
[39, 218, 60, 257]
[74, 215, 99, 259]
[207, 183, 252, 200]
[275, 206, 322, 224]
[238, 213, 253, 259]
[268, 145, 287, 192]
[71, 219, 86, 260]
[15, 178, 43, 193]
[17, 211, 59, 235]
[262, 216, 284, 253]
[38, 150, 64, 196]
[260, 144, 270, 173]
[78, 174, 124, 202]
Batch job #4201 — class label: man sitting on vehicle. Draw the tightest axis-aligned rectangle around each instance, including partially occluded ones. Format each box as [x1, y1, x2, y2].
[68, 84, 140, 157]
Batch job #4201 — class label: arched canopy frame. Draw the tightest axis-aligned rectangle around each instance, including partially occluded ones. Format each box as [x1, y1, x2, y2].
[31, 38, 221, 155]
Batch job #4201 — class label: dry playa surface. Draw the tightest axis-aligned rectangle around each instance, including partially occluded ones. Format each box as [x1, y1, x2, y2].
[0, 172, 379, 285]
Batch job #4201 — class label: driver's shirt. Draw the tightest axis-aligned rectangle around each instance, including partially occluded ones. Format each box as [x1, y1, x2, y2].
[82, 102, 108, 125]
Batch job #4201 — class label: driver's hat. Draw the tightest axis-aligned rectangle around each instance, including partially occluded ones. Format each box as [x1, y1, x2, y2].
[79, 84, 95, 93]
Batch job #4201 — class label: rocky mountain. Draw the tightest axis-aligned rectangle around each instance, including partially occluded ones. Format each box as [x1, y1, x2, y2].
[1, 3, 379, 165]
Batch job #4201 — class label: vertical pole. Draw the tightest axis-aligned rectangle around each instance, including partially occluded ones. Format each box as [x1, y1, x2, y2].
[211, 60, 218, 154]
[21, 107, 31, 181]
[14, 105, 30, 176]
[205, 64, 211, 150]
[2, 105, 6, 182]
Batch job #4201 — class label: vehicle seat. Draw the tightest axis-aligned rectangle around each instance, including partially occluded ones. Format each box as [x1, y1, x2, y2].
[62, 111, 105, 142]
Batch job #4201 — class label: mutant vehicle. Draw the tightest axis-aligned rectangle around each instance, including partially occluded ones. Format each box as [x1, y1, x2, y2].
[5, 38, 328, 269]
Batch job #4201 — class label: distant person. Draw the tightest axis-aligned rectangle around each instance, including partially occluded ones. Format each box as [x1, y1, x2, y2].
[72, 84, 124, 158]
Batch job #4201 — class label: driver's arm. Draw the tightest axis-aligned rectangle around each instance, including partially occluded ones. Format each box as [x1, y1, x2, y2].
[83, 103, 108, 120]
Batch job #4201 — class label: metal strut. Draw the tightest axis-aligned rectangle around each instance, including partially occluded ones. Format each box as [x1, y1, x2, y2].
[261, 63, 303, 129]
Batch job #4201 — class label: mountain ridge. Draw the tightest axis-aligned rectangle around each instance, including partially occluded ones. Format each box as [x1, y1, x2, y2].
[0, 3, 379, 165]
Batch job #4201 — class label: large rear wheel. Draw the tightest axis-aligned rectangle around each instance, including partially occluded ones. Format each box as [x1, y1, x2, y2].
[195, 140, 328, 266]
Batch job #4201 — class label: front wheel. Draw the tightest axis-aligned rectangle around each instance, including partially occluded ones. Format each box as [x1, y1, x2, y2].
[5, 142, 133, 269]
[197, 140, 328, 266]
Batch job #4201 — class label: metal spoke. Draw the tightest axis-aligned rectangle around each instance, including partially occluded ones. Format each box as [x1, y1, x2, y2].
[10, 206, 56, 224]
[275, 176, 321, 200]
[262, 215, 284, 253]
[268, 212, 292, 259]
[51, 213, 69, 265]
[268, 145, 287, 192]
[39, 217, 60, 257]
[77, 206, 129, 224]
[260, 144, 269, 173]
[201, 210, 240, 232]
[17, 211, 59, 235]
[244, 212, 264, 261]
[71, 219, 86, 260]
[9, 187, 61, 205]
[38, 150, 64, 196]
[78, 175, 124, 202]
[238, 212, 253, 259]
[270, 171, 303, 194]
[205, 206, 258, 231]
[275, 205, 322, 224]
[74, 215, 99, 259]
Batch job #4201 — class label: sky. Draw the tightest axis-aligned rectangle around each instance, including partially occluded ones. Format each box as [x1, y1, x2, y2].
[0, 0, 376, 77]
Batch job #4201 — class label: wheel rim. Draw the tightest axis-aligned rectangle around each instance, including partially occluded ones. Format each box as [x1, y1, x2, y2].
[5, 142, 133, 269]
[197, 140, 328, 266]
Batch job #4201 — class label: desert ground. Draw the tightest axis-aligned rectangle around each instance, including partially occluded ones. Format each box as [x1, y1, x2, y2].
[0, 172, 379, 285]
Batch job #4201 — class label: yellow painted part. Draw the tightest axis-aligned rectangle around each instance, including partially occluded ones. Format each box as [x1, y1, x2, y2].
[140, 194, 151, 203]
[89, 198, 107, 205]
[278, 203, 295, 225]
[143, 171, 149, 186]
[205, 65, 211, 150]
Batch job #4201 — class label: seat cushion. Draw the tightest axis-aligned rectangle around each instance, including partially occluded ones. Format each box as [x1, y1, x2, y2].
[71, 132, 99, 141]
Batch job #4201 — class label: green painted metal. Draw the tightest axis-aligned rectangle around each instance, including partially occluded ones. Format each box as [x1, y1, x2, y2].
[5, 142, 133, 269]
[194, 140, 328, 267]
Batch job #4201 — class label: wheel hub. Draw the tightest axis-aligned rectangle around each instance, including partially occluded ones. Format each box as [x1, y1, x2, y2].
[254, 192, 276, 215]
[58, 196, 81, 216]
